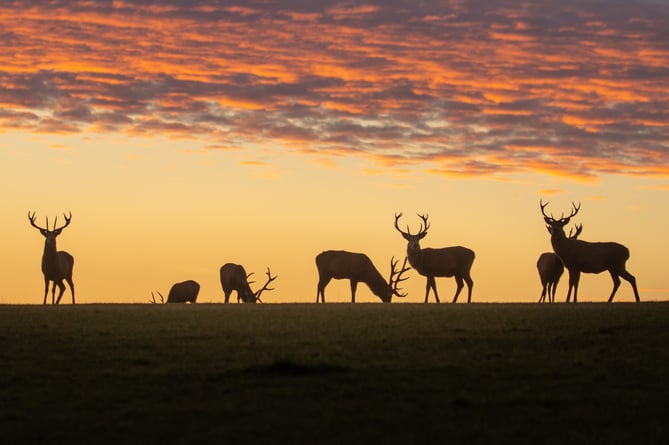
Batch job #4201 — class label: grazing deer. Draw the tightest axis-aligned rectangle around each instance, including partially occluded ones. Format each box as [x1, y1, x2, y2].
[152, 280, 200, 304]
[537, 224, 582, 303]
[28, 211, 75, 304]
[394, 213, 475, 303]
[220, 263, 277, 303]
[540, 200, 640, 303]
[315, 250, 410, 303]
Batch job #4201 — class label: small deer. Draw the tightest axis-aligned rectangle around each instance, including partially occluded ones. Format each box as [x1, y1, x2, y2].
[152, 280, 200, 304]
[537, 224, 582, 303]
[394, 213, 475, 303]
[28, 211, 75, 304]
[540, 200, 640, 303]
[315, 250, 410, 303]
[220, 263, 277, 303]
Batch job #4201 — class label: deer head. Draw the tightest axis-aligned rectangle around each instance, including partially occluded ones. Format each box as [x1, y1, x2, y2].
[394, 213, 429, 255]
[28, 211, 72, 248]
[540, 200, 580, 238]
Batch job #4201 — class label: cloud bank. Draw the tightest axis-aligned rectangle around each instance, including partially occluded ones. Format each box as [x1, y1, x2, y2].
[1, 0, 668, 179]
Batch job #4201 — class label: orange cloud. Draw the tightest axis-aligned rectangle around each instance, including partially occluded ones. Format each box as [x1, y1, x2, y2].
[0, 0, 666, 181]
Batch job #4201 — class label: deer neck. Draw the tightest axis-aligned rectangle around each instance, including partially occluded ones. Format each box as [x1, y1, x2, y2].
[549, 227, 571, 256]
[406, 242, 423, 270]
[363, 268, 392, 301]
[41, 236, 60, 272]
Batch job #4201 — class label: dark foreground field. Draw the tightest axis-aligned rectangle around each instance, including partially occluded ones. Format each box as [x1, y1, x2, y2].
[0, 303, 668, 444]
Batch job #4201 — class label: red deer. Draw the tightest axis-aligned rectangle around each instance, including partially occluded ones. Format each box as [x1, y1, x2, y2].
[394, 213, 475, 303]
[28, 211, 75, 304]
[220, 263, 277, 303]
[152, 280, 200, 304]
[540, 200, 640, 303]
[315, 250, 410, 303]
[537, 224, 582, 303]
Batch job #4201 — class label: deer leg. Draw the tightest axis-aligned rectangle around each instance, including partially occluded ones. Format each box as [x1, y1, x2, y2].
[224, 291, 232, 304]
[350, 281, 358, 304]
[55, 281, 66, 304]
[425, 276, 438, 303]
[618, 270, 640, 302]
[50, 282, 58, 304]
[66, 277, 75, 304]
[43, 278, 50, 305]
[317, 277, 330, 303]
[464, 275, 473, 303]
[607, 270, 622, 303]
[566, 270, 580, 303]
[452, 276, 464, 303]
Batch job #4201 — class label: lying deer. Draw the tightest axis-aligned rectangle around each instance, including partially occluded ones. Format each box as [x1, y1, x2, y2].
[152, 280, 200, 304]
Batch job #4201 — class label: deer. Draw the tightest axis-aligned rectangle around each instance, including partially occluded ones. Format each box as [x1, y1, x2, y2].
[537, 224, 582, 303]
[220, 263, 277, 303]
[152, 280, 200, 304]
[28, 211, 75, 304]
[394, 213, 475, 303]
[540, 200, 640, 303]
[315, 250, 410, 303]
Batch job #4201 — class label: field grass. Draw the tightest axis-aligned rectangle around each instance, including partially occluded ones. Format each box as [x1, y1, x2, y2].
[0, 303, 668, 444]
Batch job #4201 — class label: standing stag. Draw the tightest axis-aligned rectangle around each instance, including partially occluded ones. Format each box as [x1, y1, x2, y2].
[152, 280, 200, 304]
[537, 224, 582, 303]
[394, 213, 475, 303]
[28, 211, 75, 304]
[220, 263, 277, 303]
[315, 250, 410, 303]
[540, 200, 640, 303]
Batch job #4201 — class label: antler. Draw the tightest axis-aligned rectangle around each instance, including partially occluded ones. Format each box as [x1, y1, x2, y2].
[150, 291, 165, 304]
[254, 267, 277, 303]
[394, 212, 429, 237]
[28, 211, 47, 231]
[540, 200, 580, 224]
[389, 256, 411, 297]
[568, 224, 583, 239]
[28, 211, 72, 232]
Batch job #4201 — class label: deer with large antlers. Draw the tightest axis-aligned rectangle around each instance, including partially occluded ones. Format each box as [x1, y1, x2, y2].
[315, 250, 410, 303]
[28, 211, 75, 304]
[537, 224, 582, 303]
[220, 263, 277, 303]
[394, 213, 475, 303]
[540, 200, 640, 303]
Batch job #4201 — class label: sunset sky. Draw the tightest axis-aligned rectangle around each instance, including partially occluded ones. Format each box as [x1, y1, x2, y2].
[1, 0, 668, 304]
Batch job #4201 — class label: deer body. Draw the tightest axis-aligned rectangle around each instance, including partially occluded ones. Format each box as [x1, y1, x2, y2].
[395, 213, 474, 303]
[220, 263, 277, 303]
[537, 224, 581, 303]
[29, 212, 75, 304]
[541, 201, 640, 303]
[537, 253, 563, 303]
[315, 250, 409, 303]
[166, 280, 200, 303]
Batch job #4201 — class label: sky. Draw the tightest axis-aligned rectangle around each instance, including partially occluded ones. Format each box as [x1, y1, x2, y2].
[1, 0, 668, 304]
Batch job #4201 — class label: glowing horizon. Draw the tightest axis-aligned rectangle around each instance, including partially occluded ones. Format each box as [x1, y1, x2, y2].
[1, 1, 668, 304]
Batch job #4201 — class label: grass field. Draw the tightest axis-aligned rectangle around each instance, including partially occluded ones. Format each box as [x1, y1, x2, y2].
[1, 303, 668, 444]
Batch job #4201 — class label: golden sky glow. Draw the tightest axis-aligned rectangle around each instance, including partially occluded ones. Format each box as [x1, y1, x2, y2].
[1, 1, 668, 304]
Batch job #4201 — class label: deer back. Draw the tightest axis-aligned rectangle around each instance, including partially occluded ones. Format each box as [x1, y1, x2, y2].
[412, 246, 475, 277]
[167, 280, 200, 303]
[556, 239, 630, 273]
[316, 251, 384, 283]
[220, 263, 254, 299]
[537, 252, 563, 283]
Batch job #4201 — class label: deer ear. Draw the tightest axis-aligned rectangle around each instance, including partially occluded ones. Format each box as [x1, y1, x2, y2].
[543, 216, 552, 225]
[418, 231, 427, 240]
[402, 233, 411, 241]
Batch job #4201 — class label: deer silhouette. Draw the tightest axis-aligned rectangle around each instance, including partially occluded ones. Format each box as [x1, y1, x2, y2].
[315, 250, 410, 303]
[540, 200, 640, 303]
[394, 213, 475, 303]
[220, 263, 277, 303]
[28, 211, 75, 304]
[537, 224, 582, 303]
[152, 280, 200, 304]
